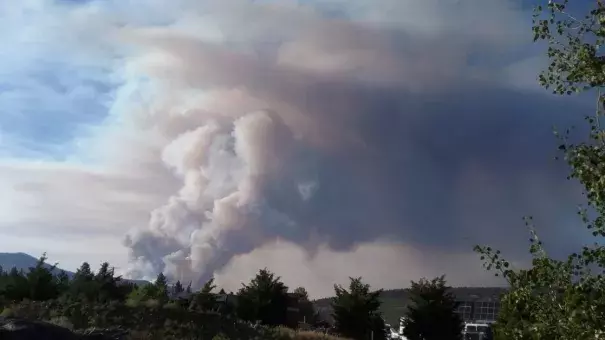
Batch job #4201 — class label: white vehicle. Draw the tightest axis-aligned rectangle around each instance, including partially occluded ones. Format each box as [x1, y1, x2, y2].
[383, 324, 399, 339]
[396, 317, 409, 340]
[462, 322, 492, 340]
[398, 317, 406, 335]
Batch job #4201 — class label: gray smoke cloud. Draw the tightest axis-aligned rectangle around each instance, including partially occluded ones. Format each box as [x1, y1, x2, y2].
[105, 0, 590, 290]
[1, 0, 593, 298]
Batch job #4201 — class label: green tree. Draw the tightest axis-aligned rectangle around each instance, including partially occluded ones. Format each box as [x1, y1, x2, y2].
[69, 262, 97, 301]
[56, 270, 70, 295]
[94, 262, 125, 301]
[401, 276, 462, 340]
[331, 277, 386, 340]
[292, 286, 317, 325]
[127, 283, 156, 304]
[153, 272, 169, 302]
[292, 287, 309, 300]
[1, 267, 28, 300]
[25, 253, 61, 301]
[0, 257, 65, 302]
[189, 277, 217, 312]
[125, 273, 170, 305]
[475, 2, 605, 339]
[173, 280, 184, 296]
[118, 281, 137, 298]
[236, 268, 289, 326]
[476, 220, 605, 340]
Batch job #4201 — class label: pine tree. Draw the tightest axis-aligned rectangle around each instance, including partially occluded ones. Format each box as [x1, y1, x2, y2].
[25, 253, 60, 301]
[331, 277, 386, 340]
[293, 287, 309, 300]
[70, 262, 96, 301]
[3, 267, 28, 300]
[173, 280, 184, 296]
[75, 262, 94, 279]
[154, 272, 169, 302]
[56, 270, 70, 295]
[402, 276, 462, 340]
[201, 277, 216, 294]
[190, 277, 217, 312]
[236, 268, 289, 326]
[292, 286, 316, 325]
[94, 262, 122, 302]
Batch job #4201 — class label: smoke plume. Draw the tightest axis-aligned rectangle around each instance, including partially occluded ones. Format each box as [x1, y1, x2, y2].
[109, 0, 581, 287]
[0, 0, 594, 297]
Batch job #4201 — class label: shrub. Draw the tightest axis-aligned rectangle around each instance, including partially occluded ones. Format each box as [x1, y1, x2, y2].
[0, 298, 352, 339]
[48, 316, 74, 330]
[212, 333, 230, 340]
[0, 307, 13, 317]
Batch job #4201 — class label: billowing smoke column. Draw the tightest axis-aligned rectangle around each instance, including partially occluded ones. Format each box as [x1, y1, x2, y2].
[116, 7, 333, 283]
[112, 0, 586, 287]
[118, 1, 424, 285]
[124, 107, 307, 284]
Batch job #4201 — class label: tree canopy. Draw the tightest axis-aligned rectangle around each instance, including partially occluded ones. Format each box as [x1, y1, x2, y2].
[475, 1, 605, 339]
[401, 276, 462, 340]
[236, 268, 290, 327]
[331, 277, 386, 340]
[189, 277, 218, 312]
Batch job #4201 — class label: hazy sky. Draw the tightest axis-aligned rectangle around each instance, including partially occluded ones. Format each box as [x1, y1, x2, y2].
[0, 0, 596, 298]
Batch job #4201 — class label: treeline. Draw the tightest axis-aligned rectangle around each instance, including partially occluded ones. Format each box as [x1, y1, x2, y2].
[0, 254, 465, 340]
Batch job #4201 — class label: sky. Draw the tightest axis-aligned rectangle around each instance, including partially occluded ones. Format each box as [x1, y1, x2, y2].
[0, 0, 597, 298]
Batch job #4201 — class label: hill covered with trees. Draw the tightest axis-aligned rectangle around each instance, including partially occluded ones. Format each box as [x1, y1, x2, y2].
[314, 287, 506, 326]
[0, 252, 148, 286]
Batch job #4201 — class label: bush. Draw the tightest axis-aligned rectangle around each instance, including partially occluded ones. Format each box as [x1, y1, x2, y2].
[294, 331, 348, 340]
[0, 307, 13, 317]
[262, 326, 351, 340]
[48, 316, 74, 330]
[0, 299, 352, 340]
[212, 333, 230, 340]
[0, 300, 254, 338]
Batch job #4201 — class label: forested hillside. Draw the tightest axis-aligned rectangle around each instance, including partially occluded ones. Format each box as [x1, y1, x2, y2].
[0, 253, 148, 286]
[314, 287, 507, 326]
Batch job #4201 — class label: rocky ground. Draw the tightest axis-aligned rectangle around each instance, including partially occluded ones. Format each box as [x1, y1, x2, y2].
[0, 317, 128, 340]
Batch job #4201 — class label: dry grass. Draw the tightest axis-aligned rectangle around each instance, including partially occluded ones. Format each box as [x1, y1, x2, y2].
[47, 316, 74, 330]
[294, 330, 350, 340]
[270, 326, 351, 340]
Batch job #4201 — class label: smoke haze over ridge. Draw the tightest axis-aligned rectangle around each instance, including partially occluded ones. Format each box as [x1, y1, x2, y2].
[0, 0, 594, 297]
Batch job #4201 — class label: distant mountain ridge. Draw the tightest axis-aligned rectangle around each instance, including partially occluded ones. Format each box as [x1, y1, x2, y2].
[0, 252, 148, 285]
[0, 252, 73, 276]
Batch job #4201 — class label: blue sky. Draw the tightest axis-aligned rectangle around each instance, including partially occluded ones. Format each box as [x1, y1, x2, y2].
[0, 0, 116, 160]
[0, 0, 539, 158]
[0, 0, 598, 296]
